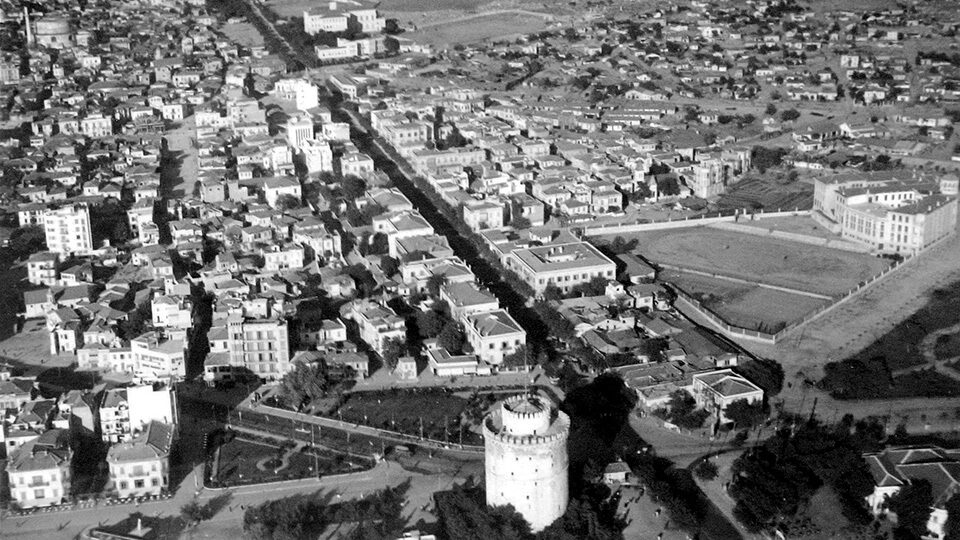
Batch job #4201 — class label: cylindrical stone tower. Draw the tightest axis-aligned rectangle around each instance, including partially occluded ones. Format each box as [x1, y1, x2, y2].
[483, 394, 570, 532]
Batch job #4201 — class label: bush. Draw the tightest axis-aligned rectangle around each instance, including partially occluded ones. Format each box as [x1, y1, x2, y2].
[694, 459, 719, 481]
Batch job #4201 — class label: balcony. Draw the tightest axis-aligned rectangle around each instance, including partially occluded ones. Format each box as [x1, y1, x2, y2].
[28, 480, 51, 488]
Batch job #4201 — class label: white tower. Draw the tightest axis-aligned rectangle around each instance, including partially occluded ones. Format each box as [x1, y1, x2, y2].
[483, 394, 569, 532]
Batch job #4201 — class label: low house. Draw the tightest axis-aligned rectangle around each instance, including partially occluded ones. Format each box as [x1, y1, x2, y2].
[863, 446, 960, 540]
[690, 369, 763, 423]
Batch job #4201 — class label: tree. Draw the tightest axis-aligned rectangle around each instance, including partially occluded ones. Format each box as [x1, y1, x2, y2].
[182, 498, 213, 526]
[694, 459, 719, 481]
[944, 494, 960, 540]
[279, 361, 330, 410]
[8, 225, 45, 258]
[724, 399, 766, 428]
[570, 276, 609, 297]
[542, 284, 564, 302]
[118, 301, 152, 341]
[607, 236, 638, 254]
[415, 310, 444, 339]
[780, 108, 800, 122]
[765, 103, 778, 116]
[342, 175, 367, 200]
[275, 193, 301, 210]
[380, 255, 400, 278]
[381, 337, 405, 370]
[425, 274, 447, 298]
[886, 479, 933, 540]
[510, 215, 531, 229]
[437, 321, 465, 353]
[365, 233, 389, 256]
[501, 346, 529, 370]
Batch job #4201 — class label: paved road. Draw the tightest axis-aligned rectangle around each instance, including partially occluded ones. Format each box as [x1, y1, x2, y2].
[1, 460, 461, 540]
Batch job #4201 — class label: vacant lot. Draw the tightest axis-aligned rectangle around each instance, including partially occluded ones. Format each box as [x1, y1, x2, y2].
[716, 176, 814, 212]
[663, 270, 830, 332]
[222, 21, 265, 47]
[622, 227, 890, 297]
[406, 12, 551, 47]
[737, 215, 839, 241]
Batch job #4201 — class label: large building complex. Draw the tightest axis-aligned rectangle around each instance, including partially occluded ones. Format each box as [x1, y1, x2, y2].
[483, 395, 570, 532]
[813, 173, 958, 254]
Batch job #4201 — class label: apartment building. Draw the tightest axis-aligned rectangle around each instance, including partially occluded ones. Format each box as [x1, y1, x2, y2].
[106, 421, 174, 498]
[5, 429, 72, 509]
[99, 385, 178, 444]
[341, 300, 405, 355]
[506, 241, 617, 295]
[129, 332, 187, 380]
[43, 203, 93, 256]
[205, 316, 292, 380]
[272, 78, 318, 112]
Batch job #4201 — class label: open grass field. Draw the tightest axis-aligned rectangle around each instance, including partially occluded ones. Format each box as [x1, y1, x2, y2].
[405, 12, 551, 47]
[620, 227, 891, 297]
[662, 270, 830, 332]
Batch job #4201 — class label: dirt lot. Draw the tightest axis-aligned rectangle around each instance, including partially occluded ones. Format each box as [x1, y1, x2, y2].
[662, 270, 830, 332]
[736, 215, 839, 240]
[621, 227, 891, 297]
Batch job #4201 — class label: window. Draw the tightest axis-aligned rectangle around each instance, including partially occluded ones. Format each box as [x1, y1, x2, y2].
[34, 489, 44, 499]
[120, 481, 128, 490]
[134, 479, 144, 489]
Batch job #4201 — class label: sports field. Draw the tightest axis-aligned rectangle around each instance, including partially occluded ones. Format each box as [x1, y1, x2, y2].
[617, 227, 891, 297]
[661, 270, 831, 333]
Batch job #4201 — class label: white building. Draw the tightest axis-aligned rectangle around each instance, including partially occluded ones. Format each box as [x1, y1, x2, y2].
[272, 78, 319, 112]
[5, 429, 72, 509]
[130, 332, 187, 380]
[106, 421, 174, 499]
[690, 369, 763, 423]
[813, 173, 959, 254]
[484, 395, 569, 532]
[204, 316, 292, 380]
[505, 242, 616, 295]
[463, 310, 525, 366]
[301, 139, 334, 174]
[43, 203, 93, 256]
[284, 114, 314, 149]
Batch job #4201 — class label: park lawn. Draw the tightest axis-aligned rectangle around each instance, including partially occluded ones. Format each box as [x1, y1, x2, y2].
[215, 437, 318, 485]
[332, 389, 484, 445]
[663, 270, 830, 331]
[623, 227, 890, 297]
